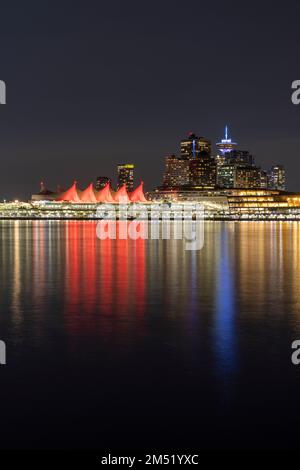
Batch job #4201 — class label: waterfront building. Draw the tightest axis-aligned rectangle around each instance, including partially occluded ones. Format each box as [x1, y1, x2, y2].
[96, 183, 115, 203]
[146, 187, 300, 219]
[181, 133, 211, 159]
[31, 180, 147, 203]
[163, 155, 190, 188]
[96, 176, 112, 190]
[81, 183, 98, 203]
[31, 182, 57, 201]
[114, 184, 131, 203]
[56, 181, 82, 202]
[130, 182, 147, 202]
[7, 188, 300, 220]
[117, 163, 134, 191]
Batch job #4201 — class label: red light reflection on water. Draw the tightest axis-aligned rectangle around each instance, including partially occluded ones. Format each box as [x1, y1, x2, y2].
[63, 221, 146, 336]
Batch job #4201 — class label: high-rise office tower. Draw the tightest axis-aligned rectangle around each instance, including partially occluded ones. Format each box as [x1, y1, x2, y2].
[259, 169, 268, 189]
[181, 133, 211, 159]
[216, 152, 255, 188]
[234, 166, 266, 189]
[189, 151, 217, 188]
[217, 162, 236, 188]
[216, 129, 255, 188]
[230, 150, 254, 166]
[268, 165, 286, 190]
[218, 163, 267, 189]
[163, 155, 190, 188]
[117, 163, 134, 191]
[96, 176, 112, 190]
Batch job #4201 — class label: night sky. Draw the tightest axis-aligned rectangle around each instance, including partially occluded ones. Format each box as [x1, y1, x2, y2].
[0, 0, 300, 200]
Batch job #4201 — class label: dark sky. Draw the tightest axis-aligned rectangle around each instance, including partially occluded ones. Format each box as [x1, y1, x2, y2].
[0, 0, 300, 199]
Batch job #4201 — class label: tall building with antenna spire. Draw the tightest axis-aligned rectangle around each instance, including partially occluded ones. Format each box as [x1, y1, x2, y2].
[216, 126, 237, 155]
[181, 132, 211, 159]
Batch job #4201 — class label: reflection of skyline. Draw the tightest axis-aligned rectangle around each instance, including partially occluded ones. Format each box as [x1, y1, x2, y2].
[215, 225, 237, 377]
[2, 220, 300, 353]
[62, 222, 147, 338]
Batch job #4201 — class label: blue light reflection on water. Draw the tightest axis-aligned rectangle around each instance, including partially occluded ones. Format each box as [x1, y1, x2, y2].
[1, 220, 300, 448]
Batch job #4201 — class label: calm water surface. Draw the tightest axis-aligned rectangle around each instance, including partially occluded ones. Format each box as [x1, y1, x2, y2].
[1, 220, 300, 449]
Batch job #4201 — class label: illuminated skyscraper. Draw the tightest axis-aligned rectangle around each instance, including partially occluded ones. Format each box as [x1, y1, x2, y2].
[117, 164, 134, 191]
[230, 150, 254, 166]
[218, 163, 267, 189]
[96, 176, 112, 190]
[189, 151, 217, 188]
[181, 133, 211, 159]
[217, 162, 236, 188]
[216, 126, 237, 155]
[268, 165, 286, 190]
[235, 166, 267, 189]
[163, 155, 190, 188]
[216, 143, 255, 188]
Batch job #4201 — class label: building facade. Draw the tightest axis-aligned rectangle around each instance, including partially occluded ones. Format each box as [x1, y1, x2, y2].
[163, 155, 190, 188]
[217, 163, 267, 189]
[96, 176, 112, 190]
[230, 150, 254, 166]
[216, 146, 257, 189]
[181, 133, 211, 159]
[235, 166, 267, 189]
[159, 127, 286, 193]
[189, 151, 217, 188]
[268, 165, 286, 190]
[117, 163, 134, 191]
[217, 162, 236, 188]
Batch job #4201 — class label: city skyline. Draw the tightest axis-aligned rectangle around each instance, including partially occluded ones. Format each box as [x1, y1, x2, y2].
[1, 2, 300, 201]
[27, 126, 286, 201]
[1, 1, 300, 455]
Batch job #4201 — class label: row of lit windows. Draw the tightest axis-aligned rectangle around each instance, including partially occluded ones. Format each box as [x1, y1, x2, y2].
[229, 203, 289, 208]
[228, 197, 276, 202]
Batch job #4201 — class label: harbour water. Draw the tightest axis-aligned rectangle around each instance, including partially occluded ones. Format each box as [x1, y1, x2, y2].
[0, 220, 300, 449]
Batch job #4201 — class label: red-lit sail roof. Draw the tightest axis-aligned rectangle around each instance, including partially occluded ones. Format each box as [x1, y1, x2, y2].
[41, 181, 147, 203]
[129, 181, 147, 202]
[95, 183, 115, 203]
[56, 182, 82, 202]
[114, 184, 130, 203]
[80, 183, 98, 203]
